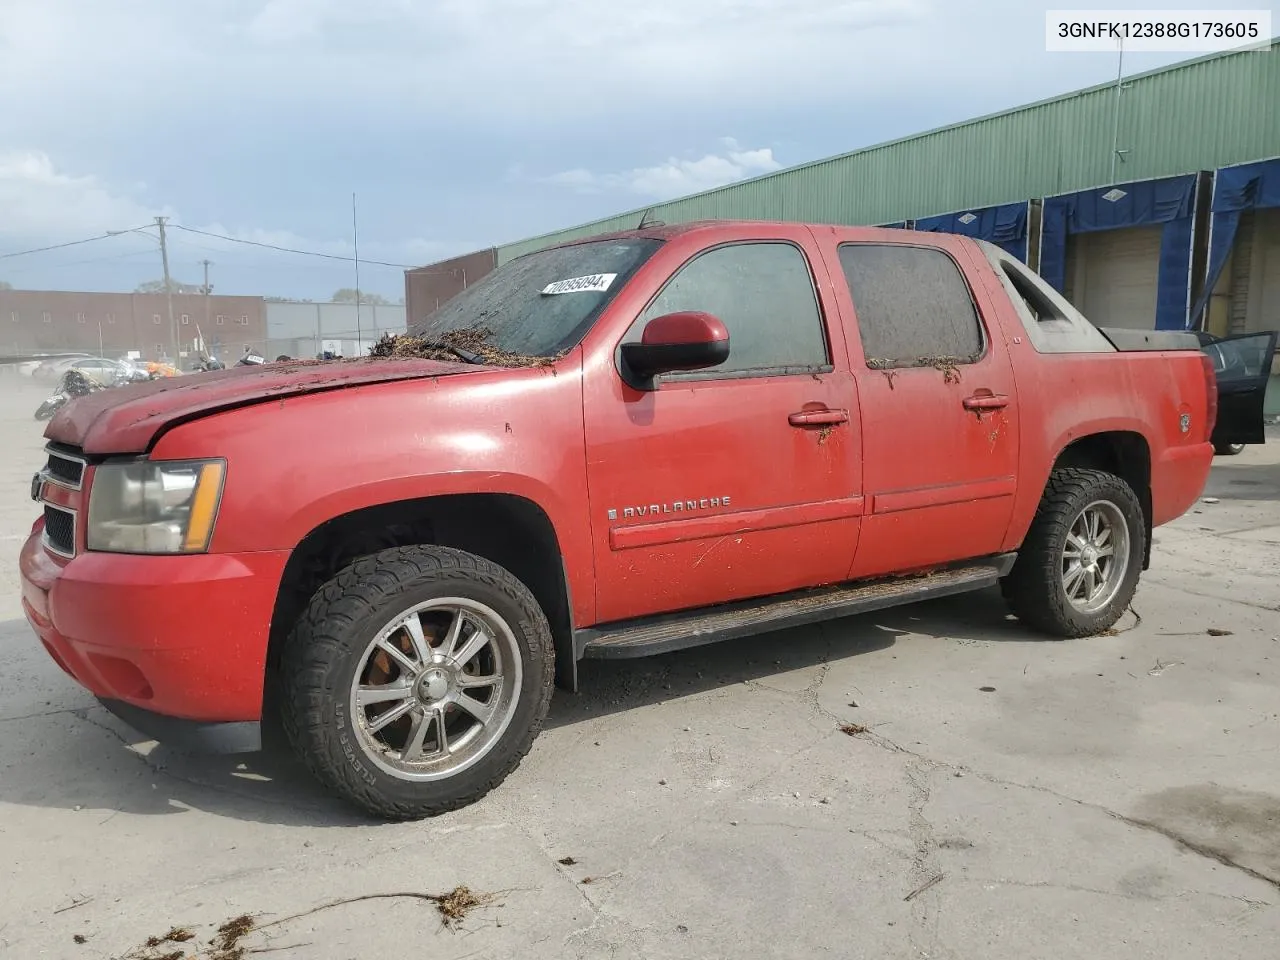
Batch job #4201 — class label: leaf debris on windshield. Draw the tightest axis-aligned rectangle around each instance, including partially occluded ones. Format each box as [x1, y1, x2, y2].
[369, 330, 563, 368]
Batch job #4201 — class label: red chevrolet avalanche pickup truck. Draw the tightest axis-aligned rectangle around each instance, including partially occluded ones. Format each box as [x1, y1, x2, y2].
[20, 221, 1276, 819]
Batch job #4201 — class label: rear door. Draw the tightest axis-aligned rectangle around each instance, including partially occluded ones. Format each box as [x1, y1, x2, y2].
[1202, 331, 1279, 445]
[822, 235, 1021, 580]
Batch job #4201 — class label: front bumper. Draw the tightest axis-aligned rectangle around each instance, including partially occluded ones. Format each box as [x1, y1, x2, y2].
[20, 529, 290, 738]
[97, 697, 262, 753]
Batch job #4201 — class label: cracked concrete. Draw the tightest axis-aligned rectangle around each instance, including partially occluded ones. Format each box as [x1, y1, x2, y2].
[3, 382, 1280, 958]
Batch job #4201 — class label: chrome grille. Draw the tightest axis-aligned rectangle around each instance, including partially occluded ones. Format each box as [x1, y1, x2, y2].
[43, 504, 75, 557]
[45, 447, 86, 489]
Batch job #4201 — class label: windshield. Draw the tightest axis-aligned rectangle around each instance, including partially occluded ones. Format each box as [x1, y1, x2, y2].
[409, 238, 661, 357]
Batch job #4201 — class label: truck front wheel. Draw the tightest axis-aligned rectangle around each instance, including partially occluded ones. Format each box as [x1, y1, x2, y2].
[1002, 468, 1145, 638]
[279, 545, 555, 820]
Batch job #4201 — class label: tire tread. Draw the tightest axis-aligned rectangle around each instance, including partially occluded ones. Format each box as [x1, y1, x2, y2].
[278, 544, 555, 820]
[1002, 467, 1144, 638]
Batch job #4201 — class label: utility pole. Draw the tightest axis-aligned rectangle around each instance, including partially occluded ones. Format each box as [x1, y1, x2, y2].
[156, 216, 178, 362]
[200, 259, 213, 354]
[352, 192, 363, 354]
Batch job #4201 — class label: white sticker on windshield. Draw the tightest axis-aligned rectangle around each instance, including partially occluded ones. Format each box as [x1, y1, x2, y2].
[541, 273, 617, 296]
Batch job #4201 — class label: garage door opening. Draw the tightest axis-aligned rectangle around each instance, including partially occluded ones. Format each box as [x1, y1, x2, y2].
[1064, 225, 1163, 330]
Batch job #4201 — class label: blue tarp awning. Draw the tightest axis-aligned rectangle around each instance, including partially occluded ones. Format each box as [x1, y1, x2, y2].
[878, 221, 908, 229]
[914, 202, 1029, 261]
[1040, 174, 1198, 331]
[1191, 157, 1280, 325]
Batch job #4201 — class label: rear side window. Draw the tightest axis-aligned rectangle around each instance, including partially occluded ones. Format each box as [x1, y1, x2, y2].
[838, 244, 983, 367]
[637, 241, 828, 376]
[1000, 258, 1065, 323]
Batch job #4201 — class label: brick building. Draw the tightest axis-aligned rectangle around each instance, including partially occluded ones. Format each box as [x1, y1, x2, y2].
[403, 248, 496, 327]
[0, 289, 267, 362]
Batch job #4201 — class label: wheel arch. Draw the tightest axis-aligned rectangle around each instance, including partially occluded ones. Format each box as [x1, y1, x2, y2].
[1048, 430, 1153, 570]
[266, 492, 578, 697]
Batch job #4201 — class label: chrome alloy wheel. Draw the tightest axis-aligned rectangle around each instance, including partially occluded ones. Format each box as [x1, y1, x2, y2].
[349, 597, 522, 781]
[1061, 499, 1130, 614]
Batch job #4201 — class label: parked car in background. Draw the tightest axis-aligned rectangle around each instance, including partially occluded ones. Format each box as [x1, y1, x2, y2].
[31, 355, 90, 381]
[1193, 330, 1279, 455]
[33, 356, 140, 386]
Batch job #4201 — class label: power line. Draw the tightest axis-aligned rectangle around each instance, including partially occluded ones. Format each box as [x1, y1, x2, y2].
[1, 248, 160, 272]
[0, 226, 154, 261]
[169, 224, 413, 268]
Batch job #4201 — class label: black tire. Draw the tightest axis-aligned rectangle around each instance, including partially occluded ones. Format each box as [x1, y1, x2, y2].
[1002, 468, 1145, 638]
[1214, 441, 1245, 456]
[278, 544, 555, 820]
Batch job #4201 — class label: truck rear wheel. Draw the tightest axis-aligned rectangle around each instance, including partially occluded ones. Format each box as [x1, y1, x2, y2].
[1002, 468, 1145, 638]
[279, 545, 555, 820]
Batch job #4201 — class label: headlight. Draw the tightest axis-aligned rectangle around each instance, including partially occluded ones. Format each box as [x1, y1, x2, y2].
[87, 460, 226, 554]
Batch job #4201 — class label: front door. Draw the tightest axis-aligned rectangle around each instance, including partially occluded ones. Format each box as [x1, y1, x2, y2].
[823, 236, 1022, 580]
[583, 232, 863, 625]
[1202, 331, 1279, 446]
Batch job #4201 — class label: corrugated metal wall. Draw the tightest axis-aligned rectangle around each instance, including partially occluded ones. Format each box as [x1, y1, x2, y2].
[493, 42, 1279, 265]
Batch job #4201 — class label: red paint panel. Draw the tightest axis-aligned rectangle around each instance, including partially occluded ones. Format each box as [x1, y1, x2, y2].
[812, 229, 1023, 578]
[610, 496, 866, 550]
[641, 311, 729, 345]
[579, 223, 865, 623]
[872, 477, 1016, 515]
[21, 531, 287, 721]
[45, 356, 484, 454]
[153, 362, 599, 628]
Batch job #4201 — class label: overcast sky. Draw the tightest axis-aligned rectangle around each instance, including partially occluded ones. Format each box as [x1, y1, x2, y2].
[0, 0, 1269, 303]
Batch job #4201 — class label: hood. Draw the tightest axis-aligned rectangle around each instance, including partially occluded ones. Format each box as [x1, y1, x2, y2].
[46, 356, 484, 455]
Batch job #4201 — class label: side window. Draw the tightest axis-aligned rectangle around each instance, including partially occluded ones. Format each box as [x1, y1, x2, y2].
[637, 242, 828, 375]
[1000, 258, 1065, 323]
[838, 244, 983, 367]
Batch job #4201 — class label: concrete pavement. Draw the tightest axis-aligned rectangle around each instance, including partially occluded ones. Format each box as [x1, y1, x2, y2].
[2, 376, 1278, 959]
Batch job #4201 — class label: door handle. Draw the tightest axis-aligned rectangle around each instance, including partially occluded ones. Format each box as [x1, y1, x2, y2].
[789, 408, 849, 426]
[962, 393, 1009, 411]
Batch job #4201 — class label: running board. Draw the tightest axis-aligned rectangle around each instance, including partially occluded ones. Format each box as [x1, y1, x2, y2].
[578, 555, 1016, 660]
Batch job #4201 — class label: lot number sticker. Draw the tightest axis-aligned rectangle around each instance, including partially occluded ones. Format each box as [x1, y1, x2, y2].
[541, 273, 617, 295]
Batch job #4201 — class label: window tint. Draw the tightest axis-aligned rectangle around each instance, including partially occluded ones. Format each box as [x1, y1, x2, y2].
[638, 242, 828, 375]
[838, 244, 983, 366]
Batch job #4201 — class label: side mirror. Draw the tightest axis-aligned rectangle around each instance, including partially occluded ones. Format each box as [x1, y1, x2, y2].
[620, 311, 730, 387]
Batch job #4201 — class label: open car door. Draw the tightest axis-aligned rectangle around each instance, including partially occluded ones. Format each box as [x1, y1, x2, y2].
[1197, 331, 1278, 448]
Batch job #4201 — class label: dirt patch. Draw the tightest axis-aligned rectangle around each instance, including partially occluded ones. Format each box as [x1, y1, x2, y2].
[125, 917, 251, 960]
[865, 355, 969, 383]
[117, 888, 499, 958]
[431, 887, 495, 927]
[839, 722, 868, 736]
[145, 929, 194, 948]
[369, 330, 562, 368]
[1132, 784, 1280, 887]
[210, 915, 254, 959]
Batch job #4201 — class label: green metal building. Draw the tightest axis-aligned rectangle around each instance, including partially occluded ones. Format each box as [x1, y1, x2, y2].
[493, 42, 1277, 263]
[406, 42, 1280, 406]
